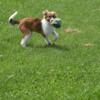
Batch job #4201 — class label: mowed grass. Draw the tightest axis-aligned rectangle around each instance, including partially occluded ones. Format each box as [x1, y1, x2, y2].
[0, 0, 100, 99]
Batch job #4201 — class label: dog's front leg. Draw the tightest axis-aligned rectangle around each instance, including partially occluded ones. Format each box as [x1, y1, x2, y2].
[43, 35, 51, 45]
[52, 31, 59, 43]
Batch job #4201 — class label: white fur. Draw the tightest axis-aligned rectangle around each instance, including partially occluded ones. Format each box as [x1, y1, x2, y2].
[41, 19, 54, 36]
[20, 34, 32, 47]
[8, 11, 18, 23]
[52, 31, 59, 42]
[41, 19, 59, 44]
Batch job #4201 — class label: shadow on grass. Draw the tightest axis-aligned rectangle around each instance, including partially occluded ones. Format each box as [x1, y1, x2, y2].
[28, 44, 69, 51]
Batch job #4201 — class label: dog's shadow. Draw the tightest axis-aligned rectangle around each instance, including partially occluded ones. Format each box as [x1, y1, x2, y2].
[28, 44, 69, 51]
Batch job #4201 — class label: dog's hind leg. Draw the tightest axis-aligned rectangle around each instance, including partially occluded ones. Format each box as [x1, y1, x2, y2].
[19, 25, 32, 47]
[20, 33, 32, 47]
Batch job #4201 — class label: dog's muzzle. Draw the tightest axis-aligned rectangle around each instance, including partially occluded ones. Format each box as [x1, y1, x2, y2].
[50, 18, 61, 28]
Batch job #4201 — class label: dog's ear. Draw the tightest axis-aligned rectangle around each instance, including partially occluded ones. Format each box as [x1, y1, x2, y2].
[43, 10, 49, 15]
[51, 11, 57, 16]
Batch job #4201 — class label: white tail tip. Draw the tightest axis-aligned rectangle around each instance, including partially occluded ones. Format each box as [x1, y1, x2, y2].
[8, 11, 18, 21]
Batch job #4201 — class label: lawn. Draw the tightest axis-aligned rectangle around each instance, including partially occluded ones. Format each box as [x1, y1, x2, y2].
[0, 0, 100, 100]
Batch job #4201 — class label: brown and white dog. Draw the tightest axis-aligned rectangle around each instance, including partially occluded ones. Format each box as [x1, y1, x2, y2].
[8, 10, 60, 47]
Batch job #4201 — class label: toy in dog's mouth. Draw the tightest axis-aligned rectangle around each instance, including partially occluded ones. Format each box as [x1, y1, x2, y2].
[50, 18, 61, 28]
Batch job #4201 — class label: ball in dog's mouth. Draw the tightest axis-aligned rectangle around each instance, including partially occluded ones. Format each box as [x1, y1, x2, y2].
[51, 18, 61, 28]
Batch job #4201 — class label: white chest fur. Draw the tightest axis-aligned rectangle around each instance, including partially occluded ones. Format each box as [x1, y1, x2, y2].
[41, 19, 54, 35]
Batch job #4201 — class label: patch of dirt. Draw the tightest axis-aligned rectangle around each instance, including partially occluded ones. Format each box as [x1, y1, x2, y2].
[64, 28, 80, 33]
[84, 43, 93, 48]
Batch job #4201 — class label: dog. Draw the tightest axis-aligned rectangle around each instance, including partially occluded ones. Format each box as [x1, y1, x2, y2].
[8, 10, 61, 47]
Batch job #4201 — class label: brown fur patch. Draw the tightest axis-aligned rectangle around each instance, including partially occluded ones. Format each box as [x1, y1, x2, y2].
[18, 18, 44, 36]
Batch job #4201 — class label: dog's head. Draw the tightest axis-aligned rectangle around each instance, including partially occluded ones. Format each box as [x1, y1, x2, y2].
[43, 10, 57, 22]
[43, 10, 61, 28]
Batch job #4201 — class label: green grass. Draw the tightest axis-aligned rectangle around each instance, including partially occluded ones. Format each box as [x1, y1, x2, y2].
[0, 0, 100, 100]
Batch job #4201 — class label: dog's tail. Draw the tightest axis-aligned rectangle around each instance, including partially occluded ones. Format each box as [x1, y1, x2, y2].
[8, 11, 19, 25]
